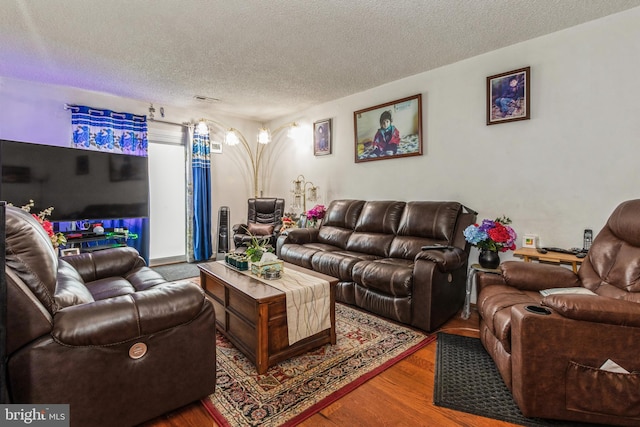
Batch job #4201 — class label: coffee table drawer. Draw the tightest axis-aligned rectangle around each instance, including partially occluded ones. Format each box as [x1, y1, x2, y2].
[227, 313, 257, 360]
[202, 274, 225, 301]
[228, 288, 257, 324]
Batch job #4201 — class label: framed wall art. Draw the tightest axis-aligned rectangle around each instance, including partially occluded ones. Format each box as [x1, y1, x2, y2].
[313, 118, 332, 156]
[487, 66, 530, 125]
[210, 140, 223, 154]
[60, 248, 81, 256]
[353, 94, 422, 163]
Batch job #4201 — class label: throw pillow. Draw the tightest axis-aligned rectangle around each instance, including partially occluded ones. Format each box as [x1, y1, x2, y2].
[248, 223, 274, 236]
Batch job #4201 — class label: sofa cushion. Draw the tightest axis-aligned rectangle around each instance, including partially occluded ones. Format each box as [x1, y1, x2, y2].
[248, 222, 274, 236]
[312, 250, 378, 281]
[354, 201, 405, 234]
[279, 244, 322, 269]
[5, 206, 59, 313]
[352, 258, 414, 298]
[346, 232, 395, 258]
[317, 226, 353, 249]
[389, 202, 463, 259]
[55, 260, 95, 308]
[322, 200, 365, 229]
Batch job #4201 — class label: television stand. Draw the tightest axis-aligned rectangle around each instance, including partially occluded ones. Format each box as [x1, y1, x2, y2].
[63, 230, 132, 254]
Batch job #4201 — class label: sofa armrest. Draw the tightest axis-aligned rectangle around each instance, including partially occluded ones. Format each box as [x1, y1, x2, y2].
[500, 260, 581, 291]
[62, 246, 147, 282]
[542, 294, 640, 327]
[509, 304, 640, 420]
[415, 247, 466, 272]
[279, 227, 320, 245]
[53, 282, 207, 346]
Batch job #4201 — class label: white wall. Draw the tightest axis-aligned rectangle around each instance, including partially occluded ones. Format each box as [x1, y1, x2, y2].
[265, 7, 640, 262]
[2, 7, 639, 264]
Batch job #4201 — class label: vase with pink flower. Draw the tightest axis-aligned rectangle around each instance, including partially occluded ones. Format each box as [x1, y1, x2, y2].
[305, 204, 326, 229]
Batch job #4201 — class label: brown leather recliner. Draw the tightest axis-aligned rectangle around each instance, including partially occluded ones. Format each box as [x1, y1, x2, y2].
[233, 197, 285, 249]
[476, 199, 640, 426]
[4, 205, 216, 427]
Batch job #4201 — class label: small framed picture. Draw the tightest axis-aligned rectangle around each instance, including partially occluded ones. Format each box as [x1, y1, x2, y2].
[354, 94, 422, 163]
[60, 248, 81, 257]
[522, 234, 539, 249]
[487, 67, 530, 125]
[210, 140, 223, 154]
[313, 119, 332, 156]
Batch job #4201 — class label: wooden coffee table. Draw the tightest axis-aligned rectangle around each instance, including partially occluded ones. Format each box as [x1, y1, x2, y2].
[199, 261, 337, 374]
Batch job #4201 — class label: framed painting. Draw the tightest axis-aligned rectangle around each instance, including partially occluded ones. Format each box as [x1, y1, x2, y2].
[210, 140, 223, 154]
[487, 67, 530, 125]
[313, 118, 331, 156]
[354, 94, 422, 163]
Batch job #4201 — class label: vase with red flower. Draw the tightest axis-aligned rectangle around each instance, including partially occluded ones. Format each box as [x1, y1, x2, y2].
[463, 215, 517, 269]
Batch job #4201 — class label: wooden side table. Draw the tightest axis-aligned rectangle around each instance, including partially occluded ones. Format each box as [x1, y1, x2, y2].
[513, 247, 584, 273]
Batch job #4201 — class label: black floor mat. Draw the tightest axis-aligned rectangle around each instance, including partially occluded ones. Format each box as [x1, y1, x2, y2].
[151, 262, 201, 281]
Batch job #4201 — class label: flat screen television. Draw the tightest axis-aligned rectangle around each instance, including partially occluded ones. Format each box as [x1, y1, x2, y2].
[0, 139, 149, 221]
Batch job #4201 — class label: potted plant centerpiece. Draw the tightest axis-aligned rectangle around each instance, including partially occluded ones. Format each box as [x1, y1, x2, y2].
[244, 233, 274, 263]
[463, 216, 517, 269]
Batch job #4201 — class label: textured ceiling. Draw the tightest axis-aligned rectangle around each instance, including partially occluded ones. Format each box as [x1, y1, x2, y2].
[1, 0, 639, 122]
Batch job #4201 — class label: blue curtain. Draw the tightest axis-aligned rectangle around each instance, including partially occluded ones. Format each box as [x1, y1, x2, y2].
[69, 105, 148, 155]
[191, 130, 213, 261]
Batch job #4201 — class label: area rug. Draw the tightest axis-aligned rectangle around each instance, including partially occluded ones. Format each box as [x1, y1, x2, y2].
[151, 262, 201, 281]
[202, 303, 434, 427]
[433, 333, 598, 427]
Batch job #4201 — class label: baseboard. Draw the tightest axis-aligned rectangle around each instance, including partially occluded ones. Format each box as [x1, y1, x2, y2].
[149, 255, 187, 267]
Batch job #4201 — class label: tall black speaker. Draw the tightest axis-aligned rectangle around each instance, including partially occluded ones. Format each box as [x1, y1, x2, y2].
[218, 206, 230, 254]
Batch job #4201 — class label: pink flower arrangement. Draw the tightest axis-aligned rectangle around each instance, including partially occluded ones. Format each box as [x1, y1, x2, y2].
[305, 204, 326, 221]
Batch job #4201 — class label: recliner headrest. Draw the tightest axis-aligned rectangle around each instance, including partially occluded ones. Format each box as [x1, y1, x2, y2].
[607, 199, 640, 247]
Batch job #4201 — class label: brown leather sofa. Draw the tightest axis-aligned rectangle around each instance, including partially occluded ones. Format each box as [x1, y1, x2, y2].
[277, 200, 476, 332]
[476, 199, 640, 426]
[4, 206, 216, 427]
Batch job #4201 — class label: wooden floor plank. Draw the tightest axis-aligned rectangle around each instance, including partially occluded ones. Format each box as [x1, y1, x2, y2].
[141, 307, 519, 427]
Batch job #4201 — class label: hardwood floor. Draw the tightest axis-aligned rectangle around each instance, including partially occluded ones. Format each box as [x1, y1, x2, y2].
[140, 306, 518, 427]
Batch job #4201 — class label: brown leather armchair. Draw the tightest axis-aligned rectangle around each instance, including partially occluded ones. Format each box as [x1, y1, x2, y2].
[476, 199, 640, 426]
[233, 197, 285, 249]
[4, 206, 216, 427]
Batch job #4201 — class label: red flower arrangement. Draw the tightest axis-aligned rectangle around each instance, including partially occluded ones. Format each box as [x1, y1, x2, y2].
[15, 200, 67, 248]
[463, 216, 517, 253]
